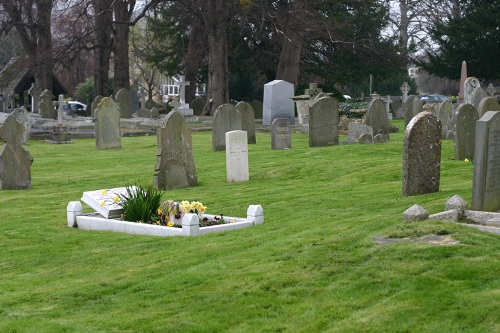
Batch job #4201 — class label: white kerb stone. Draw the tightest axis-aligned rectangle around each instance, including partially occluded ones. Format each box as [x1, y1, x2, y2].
[247, 205, 264, 225]
[67, 201, 83, 227]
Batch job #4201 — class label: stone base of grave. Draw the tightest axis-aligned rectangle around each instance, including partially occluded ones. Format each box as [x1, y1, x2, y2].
[45, 126, 72, 144]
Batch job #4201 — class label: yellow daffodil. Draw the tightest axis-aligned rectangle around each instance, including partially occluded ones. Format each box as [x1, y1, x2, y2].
[101, 189, 107, 195]
[157, 208, 163, 215]
[181, 200, 191, 213]
[464, 158, 469, 163]
[99, 201, 105, 207]
[167, 221, 174, 227]
[113, 195, 119, 202]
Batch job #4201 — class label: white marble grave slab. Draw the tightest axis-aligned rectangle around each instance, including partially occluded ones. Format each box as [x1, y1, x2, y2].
[81, 186, 137, 218]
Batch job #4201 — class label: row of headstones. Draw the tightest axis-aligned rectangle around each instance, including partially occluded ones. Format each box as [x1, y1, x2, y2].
[91, 88, 160, 120]
[402, 108, 500, 212]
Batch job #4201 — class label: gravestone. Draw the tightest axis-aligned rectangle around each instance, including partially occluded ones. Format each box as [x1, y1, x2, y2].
[154, 111, 197, 190]
[176, 75, 193, 116]
[151, 106, 160, 119]
[91, 95, 104, 119]
[403, 95, 416, 129]
[271, 118, 291, 150]
[384, 95, 393, 120]
[115, 88, 132, 118]
[145, 99, 157, 110]
[392, 99, 403, 119]
[309, 96, 339, 147]
[452, 103, 478, 160]
[436, 100, 454, 140]
[28, 83, 38, 113]
[477, 97, 500, 118]
[486, 83, 496, 97]
[341, 122, 373, 145]
[250, 100, 263, 119]
[236, 101, 256, 144]
[472, 88, 488, 109]
[464, 77, 486, 108]
[47, 94, 71, 144]
[39, 89, 54, 119]
[226, 130, 249, 183]
[138, 87, 146, 111]
[365, 99, 389, 142]
[138, 107, 151, 118]
[12, 107, 33, 145]
[358, 133, 373, 144]
[401, 82, 410, 102]
[95, 97, 121, 150]
[471, 111, 500, 211]
[412, 96, 424, 117]
[402, 111, 442, 196]
[0, 113, 33, 189]
[212, 104, 242, 151]
[263, 80, 295, 126]
[169, 96, 181, 112]
[292, 83, 325, 126]
[458, 61, 467, 104]
[190, 97, 204, 115]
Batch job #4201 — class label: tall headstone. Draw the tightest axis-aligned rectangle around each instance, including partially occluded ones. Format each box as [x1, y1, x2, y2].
[28, 83, 38, 113]
[471, 111, 500, 211]
[0, 113, 33, 189]
[392, 99, 403, 119]
[402, 112, 442, 196]
[452, 103, 478, 160]
[39, 89, 54, 119]
[436, 100, 454, 140]
[91, 95, 103, 119]
[236, 101, 256, 144]
[115, 88, 132, 119]
[412, 96, 424, 117]
[464, 77, 485, 108]
[366, 99, 389, 141]
[403, 95, 416, 129]
[12, 107, 33, 145]
[477, 97, 500, 118]
[95, 97, 121, 150]
[190, 97, 204, 116]
[263, 80, 295, 126]
[401, 82, 410, 102]
[154, 111, 197, 190]
[271, 118, 291, 150]
[385, 95, 393, 120]
[309, 96, 339, 147]
[212, 104, 242, 151]
[176, 75, 193, 116]
[226, 130, 249, 183]
[47, 94, 71, 144]
[458, 61, 467, 104]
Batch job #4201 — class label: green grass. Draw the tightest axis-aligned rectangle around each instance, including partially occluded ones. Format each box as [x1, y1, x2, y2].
[0, 119, 498, 332]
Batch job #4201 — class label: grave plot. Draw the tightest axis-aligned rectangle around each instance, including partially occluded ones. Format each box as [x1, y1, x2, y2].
[67, 187, 263, 237]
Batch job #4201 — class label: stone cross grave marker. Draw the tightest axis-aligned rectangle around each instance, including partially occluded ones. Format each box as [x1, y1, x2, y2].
[452, 103, 478, 161]
[226, 130, 249, 183]
[138, 87, 146, 110]
[477, 97, 500, 118]
[176, 75, 193, 116]
[472, 111, 500, 211]
[95, 97, 121, 150]
[169, 96, 181, 112]
[0, 112, 33, 189]
[236, 101, 256, 144]
[309, 96, 339, 147]
[154, 111, 197, 190]
[271, 118, 291, 150]
[366, 98, 389, 142]
[402, 111, 442, 196]
[437, 100, 454, 140]
[385, 95, 393, 120]
[115, 88, 132, 118]
[28, 83, 38, 113]
[401, 82, 410, 102]
[212, 104, 242, 151]
[263, 80, 295, 126]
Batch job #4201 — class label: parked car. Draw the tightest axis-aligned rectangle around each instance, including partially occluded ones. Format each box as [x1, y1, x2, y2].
[54, 101, 89, 116]
[420, 94, 450, 103]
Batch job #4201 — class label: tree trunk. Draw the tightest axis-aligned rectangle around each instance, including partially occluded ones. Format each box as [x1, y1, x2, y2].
[92, 0, 113, 97]
[399, 1, 409, 56]
[33, 0, 53, 92]
[276, 32, 303, 89]
[113, 0, 135, 92]
[184, 16, 206, 104]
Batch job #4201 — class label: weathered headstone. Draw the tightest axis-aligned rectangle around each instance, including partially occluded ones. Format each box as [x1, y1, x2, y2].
[190, 97, 204, 115]
[39, 89, 54, 119]
[271, 118, 291, 150]
[477, 97, 500, 118]
[115, 88, 132, 118]
[0, 113, 33, 189]
[436, 100, 454, 140]
[402, 111, 442, 196]
[403, 95, 416, 128]
[151, 106, 160, 119]
[138, 87, 146, 110]
[412, 96, 424, 117]
[91, 95, 103, 119]
[138, 107, 151, 118]
[95, 97, 121, 150]
[401, 82, 410, 102]
[471, 111, 500, 211]
[226, 130, 249, 183]
[249, 100, 263, 119]
[342, 122, 373, 145]
[28, 83, 38, 113]
[452, 103, 478, 160]
[212, 104, 242, 151]
[464, 77, 481, 106]
[145, 99, 157, 110]
[263, 80, 295, 126]
[358, 133, 374, 144]
[12, 107, 33, 145]
[154, 111, 197, 190]
[292, 83, 325, 126]
[392, 99, 403, 119]
[472, 88, 488, 109]
[309, 96, 339, 147]
[385, 95, 393, 120]
[366, 99, 389, 142]
[486, 83, 496, 97]
[236, 101, 256, 144]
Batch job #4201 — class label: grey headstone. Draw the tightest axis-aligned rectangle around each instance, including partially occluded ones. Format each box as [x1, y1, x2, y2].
[12, 107, 33, 145]
[151, 107, 160, 119]
[472, 88, 488, 109]
[373, 133, 389, 143]
[358, 133, 374, 144]
[464, 77, 483, 107]
[452, 103, 478, 160]
[0, 113, 33, 189]
[249, 100, 263, 119]
[145, 99, 157, 110]
[365, 99, 389, 141]
[342, 122, 373, 144]
[392, 99, 403, 119]
[436, 100, 454, 140]
[212, 104, 242, 151]
[402, 111, 442, 196]
[471, 111, 500, 211]
[91, 95, 104, 119]
[95, 97, 121, 150]
[190, 97, 204, 115]
[39, 89, 54, 119]
[402, 204, 429, 222]
[309, 96, 339, 147]
[115, 88, 132, 119]
[477, 97, 500, 118]
[138, 108, 151, 118]
[263, 80, 295, 126]
[154, 111, 197, 190]
[412, 96, 424, 117]
[445, 194, 468, 213]
[403, 95, 416, 128]
[236, 101, 256, 144]
[271, 118, 291, 150]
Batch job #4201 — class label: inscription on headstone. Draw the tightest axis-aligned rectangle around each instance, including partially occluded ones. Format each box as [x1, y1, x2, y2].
[226, 130, 249, 183]
[309, 96, 339, 147]
[212, 104, 242, 151]
[271, 118, 291, 150]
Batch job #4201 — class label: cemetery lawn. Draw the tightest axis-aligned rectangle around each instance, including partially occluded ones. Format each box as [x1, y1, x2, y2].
[1, 120, 499, 332]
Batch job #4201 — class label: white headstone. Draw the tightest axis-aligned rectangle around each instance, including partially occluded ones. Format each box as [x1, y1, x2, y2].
[226, 130, 249, 183]
[401, 82, 410, 102]
[263, 80, 295, 126]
